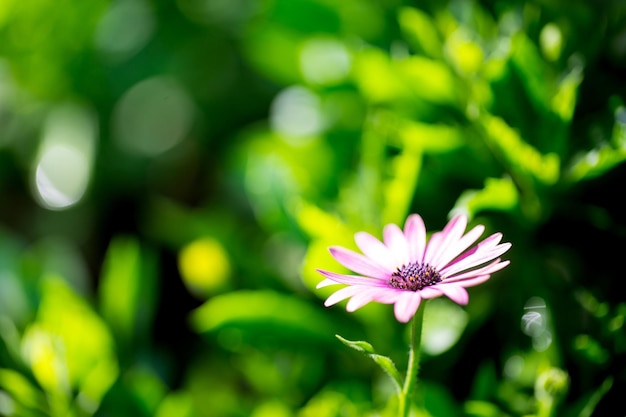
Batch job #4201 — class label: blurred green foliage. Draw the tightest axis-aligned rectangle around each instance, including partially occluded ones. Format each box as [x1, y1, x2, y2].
[1, 0, 626, 416]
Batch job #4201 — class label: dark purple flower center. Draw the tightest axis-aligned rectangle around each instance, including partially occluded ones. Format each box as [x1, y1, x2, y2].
[389, 262, 442, 291]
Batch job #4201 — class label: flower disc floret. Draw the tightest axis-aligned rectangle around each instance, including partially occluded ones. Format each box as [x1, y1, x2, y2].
[390, 262, 441, 291]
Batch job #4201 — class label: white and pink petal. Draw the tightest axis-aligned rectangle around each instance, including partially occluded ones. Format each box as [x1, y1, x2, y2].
[329, 246, 390, 279]
[404, 214, 427, 263]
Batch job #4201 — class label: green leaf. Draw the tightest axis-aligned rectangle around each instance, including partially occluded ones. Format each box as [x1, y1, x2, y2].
[566, 146, 626, 183]
[382, 147, 422, 227]
[464, 400, 503, 417]
[398, 7, 443, 59]
[482, 114, 560, 185]
[551, 65, 582, 122]
[395, 118, 463, 153]
[452, 177, 519, 218]
[0, 368, 48, 415]
[510, 32, 553, 113]
[397, 56, 459, 105]
[98, 236, 159, 353]
[569, 376, 612, 417]
[335, 334, 403, 393]
[190, 290, 342, 348]
[354, 48, 408, 103]
[22, 277, 118, 411]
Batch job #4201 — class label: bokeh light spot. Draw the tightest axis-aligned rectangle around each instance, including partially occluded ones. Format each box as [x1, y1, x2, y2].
[299, 37, 351, 85]
[95, 0, 156, 63]
[540, 23, 563, 62]
[35, 145, 89, 209]
[270, 86, 324, 139]
[32, 104, 97, 211]
[112, 76, 195, 156]
[422, 298, 469, 355]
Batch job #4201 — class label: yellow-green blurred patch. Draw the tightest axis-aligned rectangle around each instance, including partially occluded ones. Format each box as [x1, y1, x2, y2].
[354, 48, 407, 103]
[445, 30, 484, 75]
[179, 237, 231, 297]
[452, 177, 519, 218]
[99, 236, 158, 351]
[397, 56, 459, 104]
[21, 277, 118, 412]
[398, 7, 443, 59]
[483, 114, 560, 185]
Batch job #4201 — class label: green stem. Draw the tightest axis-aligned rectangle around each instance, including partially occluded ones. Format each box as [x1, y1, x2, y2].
[398, 304, 425, 417]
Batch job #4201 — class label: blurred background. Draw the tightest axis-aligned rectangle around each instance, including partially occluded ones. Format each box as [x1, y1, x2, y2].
[0, 0, 625, 416]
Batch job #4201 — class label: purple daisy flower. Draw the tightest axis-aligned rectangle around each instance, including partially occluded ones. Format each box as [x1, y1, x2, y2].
[316, 214, 512, 323]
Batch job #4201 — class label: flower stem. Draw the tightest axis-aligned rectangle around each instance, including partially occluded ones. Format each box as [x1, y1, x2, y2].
[398, 304, 425, 417]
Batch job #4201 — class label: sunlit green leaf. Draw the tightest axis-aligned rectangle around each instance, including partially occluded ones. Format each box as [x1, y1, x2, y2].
[98, 236, 158, 353]
[567, 146, 626, 183]
[155, 391, 195, 417]
[482, 114, 560, 185]
[395, 118, 463, 153]
[445, 30, 485, 76]
[251, 400, 292, 417]
[398, 7, 443, 59]
[292, 199, 353, 245]
[397, 56, 459, 104]
[298, 388, 362, 417]
[190, 290, 340, 347]
[22, 277, 118, 411]
[354, 48, 408, 103]
[382, 146, 422, 226]
[551, 66, 582, 122]
[570, 376, 613, 417]
[0, 368, 48, 414]
[452, 176, 519, 218]
[573, 334, 609, 365]
[124, 367, 167, 417]
[463, 400, 502, 417]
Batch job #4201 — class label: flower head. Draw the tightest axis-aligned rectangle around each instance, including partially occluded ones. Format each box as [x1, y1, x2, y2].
[316, 214, 511, 323]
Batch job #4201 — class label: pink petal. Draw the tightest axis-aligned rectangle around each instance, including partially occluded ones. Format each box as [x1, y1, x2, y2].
[404, 214, 427, 263]
[443, 274, 492, 287]
[371, 288, 405, 304]
[383, 223, 411, 265]
[434, 224, 485, 270]
[439, 232, 507, 272]
[346, 287, 391, 312]
[444, 259, 509, 282]
[354, 232, 397, 271]
[393, 291, 422, 323]
[422, 231, 443, 265]
[425, 215, 467, 267]
[436, 284, 469, 305]
[329, 246, 390, 279]
[417, 286, 444, 299]
[316, 269, 387, 287]
[441, 242, 511, 277]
